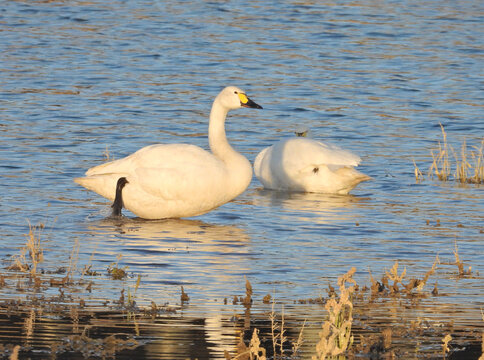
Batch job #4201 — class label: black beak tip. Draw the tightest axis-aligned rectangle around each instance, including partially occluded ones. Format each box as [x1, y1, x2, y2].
[243, 98, 263, 109]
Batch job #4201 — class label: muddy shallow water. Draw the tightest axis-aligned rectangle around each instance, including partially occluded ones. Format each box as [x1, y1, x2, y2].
[1, 0, 483, 359]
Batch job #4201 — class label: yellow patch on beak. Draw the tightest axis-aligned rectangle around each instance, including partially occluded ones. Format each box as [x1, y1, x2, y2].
[238, 93, 249, 104]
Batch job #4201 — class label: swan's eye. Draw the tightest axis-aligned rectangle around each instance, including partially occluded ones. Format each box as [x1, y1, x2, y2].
[234, 91, 238, 94]
[313, 167, 319, 174]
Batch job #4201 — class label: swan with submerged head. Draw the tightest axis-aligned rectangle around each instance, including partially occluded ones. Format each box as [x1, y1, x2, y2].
[75, 86, 262, 219]
[254, 128, 371, 195]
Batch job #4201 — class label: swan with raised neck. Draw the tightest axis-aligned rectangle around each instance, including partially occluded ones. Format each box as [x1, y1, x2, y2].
[75, 86, 262, 219]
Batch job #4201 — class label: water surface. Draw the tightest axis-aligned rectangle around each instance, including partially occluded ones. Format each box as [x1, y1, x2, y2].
[0, 0, 483, 359]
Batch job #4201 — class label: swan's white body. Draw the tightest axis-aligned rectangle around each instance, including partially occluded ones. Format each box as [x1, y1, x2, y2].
[75, 86, 261, 219]
[254, 137, 370, 195]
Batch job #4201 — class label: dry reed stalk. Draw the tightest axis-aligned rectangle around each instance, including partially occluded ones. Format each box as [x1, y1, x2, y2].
[268, 296, 287, 360]
[227, 329, 267, 360]
[26, 222, 44, 276]
[243, 276, 253, 307]
[313, 267, 356, 359]
[9, 345, 20, 360]
[81, 245, 99, 279]
[429, 124, 451, 181]
[417, 255, 439, 292]
[453, 139, 469, 183]
[9, 222, 45, 275]
[442, 334, 452, 357]
[453, 241, 471, 276]
[23, 309, 36, 340]
[479, 309, 484, 360]
[413, 158, 424, 182]
[471, 139, 484, 183]
[453, 138, 484, 184]
[248, 329, 267, 360]
[270, 298, 278, 358]
[279, 305, 286, 358]
[424, 124, 483, 183]
[180, 285, 189, 303]
[66, 238, 80, 283]
[386, 261, 406, 285]
[103, 145, 113, 161]
[292, 319, 306, 356]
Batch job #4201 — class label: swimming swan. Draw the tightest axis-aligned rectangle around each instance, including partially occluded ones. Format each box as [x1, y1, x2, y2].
[75, 86, 262, 219]
[254, 134, 370, 195]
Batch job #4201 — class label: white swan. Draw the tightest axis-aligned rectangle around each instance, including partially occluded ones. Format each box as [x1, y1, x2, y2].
[75, 86, 262, 219]
[254, 133, 371, 195]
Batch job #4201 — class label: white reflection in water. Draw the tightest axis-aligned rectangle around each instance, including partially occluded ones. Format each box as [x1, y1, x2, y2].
[252, 189, 367, 224]
[85, 217, 251, 286]
[92, 218, 246, 241]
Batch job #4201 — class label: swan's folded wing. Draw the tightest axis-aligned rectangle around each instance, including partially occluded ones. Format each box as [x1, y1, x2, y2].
[86, 144, 213, 176]
[314, 141, 361, 166]
[134, 161, 225, 202]
[282, 138, 361, 169]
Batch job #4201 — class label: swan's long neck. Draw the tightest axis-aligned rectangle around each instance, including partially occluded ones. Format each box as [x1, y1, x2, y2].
[208, 98, 252, 194]
[208, 100, 239, 162]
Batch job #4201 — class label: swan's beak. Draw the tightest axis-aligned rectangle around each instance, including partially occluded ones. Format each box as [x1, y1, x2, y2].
[239, 93, 263, 109]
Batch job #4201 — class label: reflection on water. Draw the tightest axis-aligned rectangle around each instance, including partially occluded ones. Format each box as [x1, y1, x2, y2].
[253, 189, 367, 223]
[91, 218, 249, 245]
[1, 0, 483, 358]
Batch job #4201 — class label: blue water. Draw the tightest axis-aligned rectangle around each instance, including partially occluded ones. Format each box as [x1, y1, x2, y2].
[1, 1, 483, 358]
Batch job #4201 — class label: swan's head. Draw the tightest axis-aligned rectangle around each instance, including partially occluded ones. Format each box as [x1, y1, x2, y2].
[218, 86, 263, 110]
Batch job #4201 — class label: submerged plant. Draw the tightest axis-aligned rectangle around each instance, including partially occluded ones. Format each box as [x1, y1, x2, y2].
[107, 254, 128, 280]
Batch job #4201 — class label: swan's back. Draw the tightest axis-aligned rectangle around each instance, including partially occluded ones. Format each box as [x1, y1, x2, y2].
[86, 144, 218, 177]
[254, 137, 370, 194]
[276, 138, 361, 168]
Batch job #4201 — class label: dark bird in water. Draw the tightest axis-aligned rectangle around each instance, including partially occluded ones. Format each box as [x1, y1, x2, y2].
[111, 177, 129, 217]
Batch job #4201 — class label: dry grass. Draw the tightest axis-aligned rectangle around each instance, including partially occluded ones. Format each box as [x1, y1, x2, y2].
[223, 256, 482, 359]
[8, 345, 20, 360]
[107, 254, 128, 280]
[429, 124, 451, 181]
[313, 267, 356, 359]
[8, 222, 44, 276]
[453, 241, 472, 277]
[453, 138, 484, 184]
[180, 285, 190, 303]
[243, 276, 253, 307]
[225, 329, 267, 360]
[66, 238, 80, 283]
[1, 226, 481, 359]
[480, 309, 484, 360]
[415, 124, 484, 184]
[442, 334, 452, 357]
[103, 145, 114, 162]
